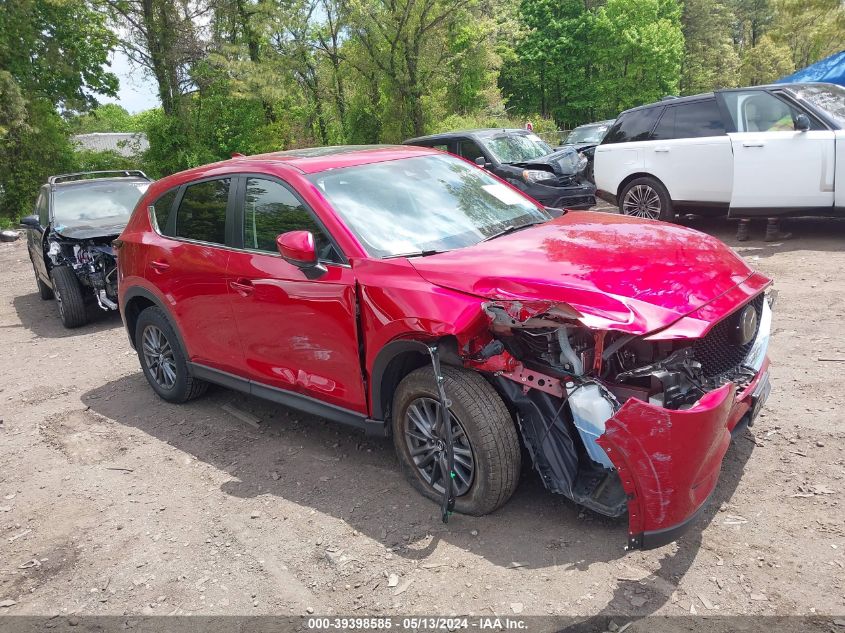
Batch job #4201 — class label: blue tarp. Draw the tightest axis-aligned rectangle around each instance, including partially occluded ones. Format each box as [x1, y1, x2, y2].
[775, 50, 845, 87]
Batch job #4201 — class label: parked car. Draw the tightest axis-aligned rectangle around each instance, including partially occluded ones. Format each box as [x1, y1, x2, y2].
[117, 145, 772, 549]
[594, 82, 845, 221]
[558, 119, 615, 182]
[403, 129, 596, 209]
[21, 170, 151, 328]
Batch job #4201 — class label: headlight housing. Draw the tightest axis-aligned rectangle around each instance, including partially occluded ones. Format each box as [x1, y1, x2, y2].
[522, 169, 556, 184]
[577, 152, 588, 172]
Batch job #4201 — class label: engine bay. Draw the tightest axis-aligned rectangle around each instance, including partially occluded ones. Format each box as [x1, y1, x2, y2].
[46, 233, 119, 311]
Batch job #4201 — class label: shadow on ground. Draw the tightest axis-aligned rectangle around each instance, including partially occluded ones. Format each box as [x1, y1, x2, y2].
[11, 291, 122, 338]
[83, 373, 755, 617]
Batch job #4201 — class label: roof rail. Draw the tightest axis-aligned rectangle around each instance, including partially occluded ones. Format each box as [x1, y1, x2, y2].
[660, 95, 680, 101]
[48, 170, 150, 185]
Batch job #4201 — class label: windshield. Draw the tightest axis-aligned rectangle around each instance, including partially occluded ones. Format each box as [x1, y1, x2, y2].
[790, 84, 845, 126]
[483, 133, 553, 163]
[53, 180, 149, 228]
[565, 124, 610, 144]
[308, 154, 549, 258]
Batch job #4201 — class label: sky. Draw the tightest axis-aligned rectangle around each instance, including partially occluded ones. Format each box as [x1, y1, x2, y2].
[100, 50, 160, 113]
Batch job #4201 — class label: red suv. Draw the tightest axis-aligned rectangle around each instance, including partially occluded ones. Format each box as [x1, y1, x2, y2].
[117, 145, 773, 549]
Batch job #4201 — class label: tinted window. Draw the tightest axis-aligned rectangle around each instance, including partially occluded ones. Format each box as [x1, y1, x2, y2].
[150, 189, 178, 236]
[652, 100, 725, 140]
[175, 179, 230, 244]
[243, 178, 340, 262]
[36, 193, 49, 225]
[602, 108, 662, 144]
[722, 91, 814, 132]
[458, 139, 486, 163]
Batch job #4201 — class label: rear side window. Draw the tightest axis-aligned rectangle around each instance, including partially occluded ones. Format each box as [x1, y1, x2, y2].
[653, 100, 725, 140]
[149, 189, 178, 236]
[243, 178, 340, 262]
[175, 179, 230, 244]
[602, 108, 663, 144]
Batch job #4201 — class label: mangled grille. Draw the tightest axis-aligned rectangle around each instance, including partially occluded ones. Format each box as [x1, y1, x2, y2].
[692, 293, 765, 378]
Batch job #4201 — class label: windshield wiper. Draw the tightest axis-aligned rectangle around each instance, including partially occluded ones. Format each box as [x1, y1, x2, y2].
[384, 249, 449, 259]
[482, 220, 544, 242]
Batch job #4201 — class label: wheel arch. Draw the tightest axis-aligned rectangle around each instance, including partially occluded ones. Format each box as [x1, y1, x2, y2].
[616, 172, 674, 205]
[122, 287, 188, 357]
[370, 336, 463, 423]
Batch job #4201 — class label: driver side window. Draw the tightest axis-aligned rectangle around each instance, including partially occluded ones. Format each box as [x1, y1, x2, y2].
[724, 91, 817, 132]
[242, 178, 341, 263]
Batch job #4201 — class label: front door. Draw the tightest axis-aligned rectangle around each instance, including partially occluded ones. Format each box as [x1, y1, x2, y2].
[28, 189, 50, 283]
[722, 90, 836, 214]
[226, 176, 367, 414]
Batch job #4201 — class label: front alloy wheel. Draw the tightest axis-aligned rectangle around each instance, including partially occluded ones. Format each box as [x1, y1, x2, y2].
[404, 396, 475, 496]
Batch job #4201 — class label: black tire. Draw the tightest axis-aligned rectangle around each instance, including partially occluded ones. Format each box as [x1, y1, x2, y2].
[32, 262, 53, 300]
[392, 365, 521, 516]
[50, 266, 87, 328]
[619, 176, 675, 222]
[135, 306, 207, 403]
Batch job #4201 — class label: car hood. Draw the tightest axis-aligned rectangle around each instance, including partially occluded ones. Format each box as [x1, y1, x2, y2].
[408, 212, 760, 335]
[53, 223, 126, 240]
[506, 146, 582, 176]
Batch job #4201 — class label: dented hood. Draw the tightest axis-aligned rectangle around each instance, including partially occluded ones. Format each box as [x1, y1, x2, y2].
[408, 212, 759, 335]
[507, 146, 582, 176]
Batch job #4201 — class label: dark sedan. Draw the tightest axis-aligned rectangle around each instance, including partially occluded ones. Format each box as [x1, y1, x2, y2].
[404, 129, 596, 209]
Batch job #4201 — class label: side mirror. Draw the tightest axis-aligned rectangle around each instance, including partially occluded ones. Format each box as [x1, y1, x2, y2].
[276, 230, 326, 279]
[795, 114, 811, 132]
[20, 214, 40, 229]
[474, 156, 489, 168]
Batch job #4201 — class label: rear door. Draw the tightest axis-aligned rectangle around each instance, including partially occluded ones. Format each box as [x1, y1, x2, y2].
[226, 175, 367, 414]
[143, 177, 244, 374]
[29, 188, 50, 283]
[646, 98, 733, 206]
[593, 107, 664, 199]
[721, 89, 836, 214]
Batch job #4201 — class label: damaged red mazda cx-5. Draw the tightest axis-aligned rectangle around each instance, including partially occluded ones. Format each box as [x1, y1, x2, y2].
[117, 145, 772, 549]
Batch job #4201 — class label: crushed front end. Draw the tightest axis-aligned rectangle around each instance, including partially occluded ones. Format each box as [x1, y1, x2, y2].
[46, 232, 120, 311]
[462, 285, 773, 549]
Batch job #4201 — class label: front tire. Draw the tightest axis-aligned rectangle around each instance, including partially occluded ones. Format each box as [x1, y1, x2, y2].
[50, 266, 86, 328]
[135, 306, 207, 403]
[392, 365, 521, 516]
[619, 177, 675, 222]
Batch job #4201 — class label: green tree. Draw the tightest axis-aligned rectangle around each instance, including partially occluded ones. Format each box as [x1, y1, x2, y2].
[681, 0, 740, 94]
[71, 104, 144, 133]
[738, 33, 794, 85]
[770, 0, 845, 70]
[0, 0, 118, 221]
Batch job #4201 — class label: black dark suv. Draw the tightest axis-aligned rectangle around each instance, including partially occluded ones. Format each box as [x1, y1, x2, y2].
[404, 129, 596, 209]
[20, 170, 151, 328]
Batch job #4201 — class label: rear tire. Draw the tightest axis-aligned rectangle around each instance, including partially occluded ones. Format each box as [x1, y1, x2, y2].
[135, 306, 207, 403]
[392, 365, 521, 516]
[619, 177, 675, 222]
[50, 266, 87, 328]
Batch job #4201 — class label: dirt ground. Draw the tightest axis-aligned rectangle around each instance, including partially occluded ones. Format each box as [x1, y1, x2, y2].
[0, 212, 844, 625]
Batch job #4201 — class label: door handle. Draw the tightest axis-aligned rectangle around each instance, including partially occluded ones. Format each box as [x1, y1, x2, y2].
[654, 146, 670, 153]
[229, 278, 254, 297]
[742, 141, 765, 147]
[149, 260, 170, 272]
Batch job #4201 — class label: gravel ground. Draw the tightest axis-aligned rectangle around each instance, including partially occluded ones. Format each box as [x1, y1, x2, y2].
[0, 213, 843, 625]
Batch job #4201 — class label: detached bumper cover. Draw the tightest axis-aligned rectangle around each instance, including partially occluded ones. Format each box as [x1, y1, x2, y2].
[597, 361, 770, 549]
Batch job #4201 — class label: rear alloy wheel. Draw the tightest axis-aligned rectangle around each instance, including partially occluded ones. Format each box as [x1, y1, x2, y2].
[135, 306, 207, 403]
[50, 266, 87, 328]
[619, 177, 674, 222]
[392, 365, 521, 516]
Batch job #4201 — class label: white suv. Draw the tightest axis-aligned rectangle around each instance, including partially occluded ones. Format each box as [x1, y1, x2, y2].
[594, 83, 845, 221]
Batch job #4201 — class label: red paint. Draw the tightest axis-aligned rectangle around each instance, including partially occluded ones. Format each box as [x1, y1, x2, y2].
[597, 359, 770, 541]
[118, 146, 772, 546]
[277, 230, 317, 264]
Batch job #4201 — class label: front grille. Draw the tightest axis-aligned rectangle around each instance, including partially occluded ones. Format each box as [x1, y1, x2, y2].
[692, 293, 764, 378]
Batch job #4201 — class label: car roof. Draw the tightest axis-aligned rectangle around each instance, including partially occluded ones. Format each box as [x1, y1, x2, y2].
[404, 128, 536, 144]
[618, 81, 840, 117]
[573, 119, 615, 128]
